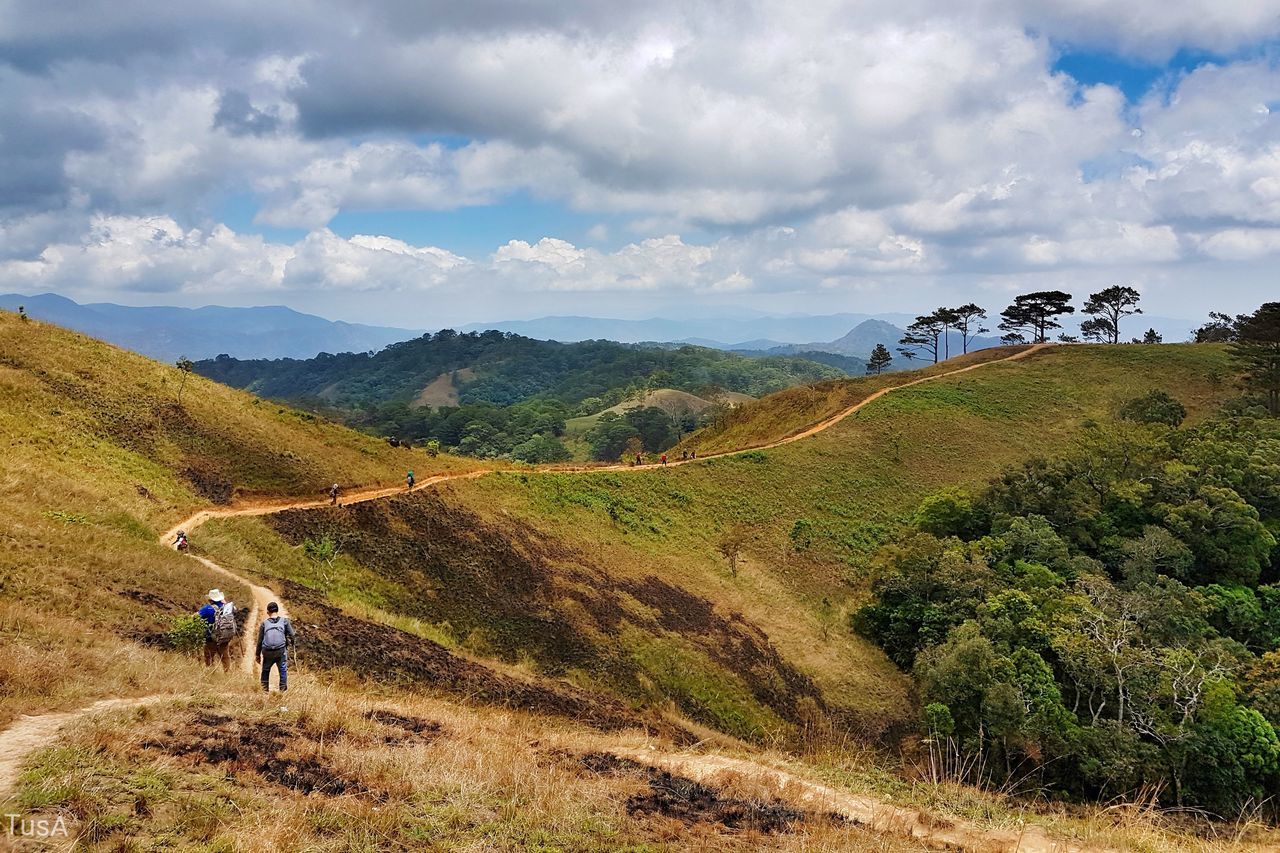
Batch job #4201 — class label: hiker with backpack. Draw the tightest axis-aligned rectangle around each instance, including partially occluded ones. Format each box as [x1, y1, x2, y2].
[197, 589, 237, 672]
[329, 483, 340, 506]
[255, 602, 295, 693]
[406, 470, 415, 490]
[174, 530, 189, 552]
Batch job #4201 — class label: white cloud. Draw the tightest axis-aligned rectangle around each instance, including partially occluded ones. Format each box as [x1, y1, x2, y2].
[1, 0, 1279, 319]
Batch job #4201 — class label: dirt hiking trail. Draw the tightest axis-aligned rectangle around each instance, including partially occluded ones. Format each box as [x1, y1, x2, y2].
[1, 344, 1090, 851]
[161, 343, 1048, 542]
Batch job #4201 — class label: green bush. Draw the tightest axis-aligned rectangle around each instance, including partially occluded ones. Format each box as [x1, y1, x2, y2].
[1118, 389, 1186, 427]
[167, 614, 206, 653]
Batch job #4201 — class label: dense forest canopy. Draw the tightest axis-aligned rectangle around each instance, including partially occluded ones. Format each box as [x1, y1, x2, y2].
[195, 330, 845, 461]
[856, 396, 1280, 815]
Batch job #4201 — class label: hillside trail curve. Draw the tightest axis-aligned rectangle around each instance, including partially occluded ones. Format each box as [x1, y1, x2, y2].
[2, 343, 1089, 851]
[160, 343, 1049, 543]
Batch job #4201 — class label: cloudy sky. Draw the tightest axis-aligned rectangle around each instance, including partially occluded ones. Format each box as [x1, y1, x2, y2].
[2, 1, 1279, 326]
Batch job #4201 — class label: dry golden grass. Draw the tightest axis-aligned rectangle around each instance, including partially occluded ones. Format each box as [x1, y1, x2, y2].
[0, 310, 484, 724]
[1, 314, 1269, 851]
[13, 683, 1278, 851]
[8, 685, 930, 851]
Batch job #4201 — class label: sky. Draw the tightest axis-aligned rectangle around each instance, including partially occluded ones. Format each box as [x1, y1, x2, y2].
[2, 1, 1280, 327]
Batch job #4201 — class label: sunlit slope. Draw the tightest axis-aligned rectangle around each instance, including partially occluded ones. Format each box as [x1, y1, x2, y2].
[0, 310, 479, 723]
[414, 344, 1235, 739]
[678, 345, 1032, 456]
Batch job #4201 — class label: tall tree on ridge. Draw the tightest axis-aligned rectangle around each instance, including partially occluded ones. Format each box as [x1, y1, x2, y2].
[934, 307, 960, 360]
[1082, 285, 1143, 344]
[899, 313, 945, 364]
[999, 291, 1075, 344]
[950, 303, 989, 354]
[867, 343, 893, 375]
[1231, 302, 1280, 417]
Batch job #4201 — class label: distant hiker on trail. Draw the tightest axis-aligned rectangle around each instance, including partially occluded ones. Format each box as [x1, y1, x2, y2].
[406, 470, 415, 490]
[660, 453, 668, 466]
[691, 450, 696, 459]
[635, 453, 642, 466]
[174, 530, 188, 552]
[197, 589, 236, 673]
[329, 483, 340, 505]
[255, 601, 295, 693]
[682, 450, 688, 460]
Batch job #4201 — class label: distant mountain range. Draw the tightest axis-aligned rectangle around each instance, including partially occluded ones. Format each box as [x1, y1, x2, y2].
[459, 313, 918, 346]
[0, 293, 421, 361]
[464, 312, 1199, 356]
[3, 293, 1200, 364]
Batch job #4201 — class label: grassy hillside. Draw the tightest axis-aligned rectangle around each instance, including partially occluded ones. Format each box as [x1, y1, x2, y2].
[0, 310, 484, 724]
[679, 345, 1037, 455]
[194, 344, 1237, 748]
[8, 316, 1272, 849]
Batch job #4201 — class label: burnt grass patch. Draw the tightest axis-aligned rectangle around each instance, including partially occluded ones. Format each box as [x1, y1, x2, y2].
[281, 580, 686, 739]
[142, 711, 366, 797]
[268, 492, 826, 735]
[363, 709, 444, 744]
[578, 752, 841, 834]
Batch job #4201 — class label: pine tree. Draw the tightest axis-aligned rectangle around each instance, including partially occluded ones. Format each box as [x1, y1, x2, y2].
[950, 303, 988, 353]
[1231, 302, 1280, 416]
[999, 291, 1075, 344]
[898, 313, 945, 363]
[1082, 285, 1143, 344]
[866, 343, 893, 375]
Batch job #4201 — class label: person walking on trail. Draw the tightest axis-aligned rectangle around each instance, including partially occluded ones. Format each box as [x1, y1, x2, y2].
[660, 453, 668, 466]
[174, 530, 188, 551]
[635, 453, 642, 466]
[406, 470, 415, 490]
[197, 589, 236, 673]
[255, 601, 295, 693]
[329, 483, 340, 506]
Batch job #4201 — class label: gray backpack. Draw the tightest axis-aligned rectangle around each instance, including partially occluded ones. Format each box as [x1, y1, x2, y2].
[212, 604, 237, 643]
[261, 618, 288, 651]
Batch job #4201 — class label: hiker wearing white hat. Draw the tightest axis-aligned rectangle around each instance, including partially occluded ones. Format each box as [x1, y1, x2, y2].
[196, 589, 237, 672]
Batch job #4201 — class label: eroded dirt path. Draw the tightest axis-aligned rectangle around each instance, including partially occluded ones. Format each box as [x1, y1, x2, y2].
[192, 554, 286, 675]
[0, 344, 1076, 851]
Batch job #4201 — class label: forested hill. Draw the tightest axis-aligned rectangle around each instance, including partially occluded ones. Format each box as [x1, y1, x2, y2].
[195, 330, 846, 410]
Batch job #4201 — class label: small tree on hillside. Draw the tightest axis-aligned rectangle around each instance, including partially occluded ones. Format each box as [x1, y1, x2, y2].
[1082, 285, 1143, 344]
[1142, 328, 1163, 344]
[718, 524, 751, 577]
[999, 291, 1075, 344]
[1231, 302, 1280, 416]
[866, 343, 893, 375]
[175, 356, 195, 406]
[951, 303, 989, 353]
[898, 313, 945, 364]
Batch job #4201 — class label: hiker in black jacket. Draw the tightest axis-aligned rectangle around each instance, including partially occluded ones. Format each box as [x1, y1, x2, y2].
[254, 602, 296, 692]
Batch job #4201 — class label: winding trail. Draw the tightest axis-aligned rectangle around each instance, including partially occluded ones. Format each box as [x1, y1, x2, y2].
[0, 344, 1082, 851]
[160, 343, 1049, 543]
